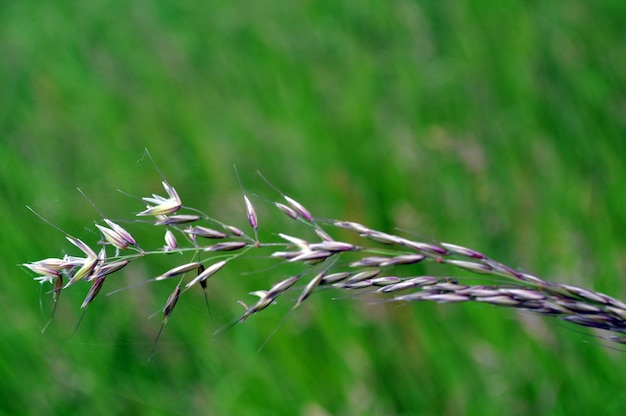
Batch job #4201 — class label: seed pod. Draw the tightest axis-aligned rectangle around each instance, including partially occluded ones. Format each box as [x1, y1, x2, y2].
[81, 276, 107, 309]
[320, 272, 351, 285]
[96, 224, 128, 250]
[224, 225, 244, 237]
[378, 276, 439, 293]
[399, 239, 448, 255]
[483, 260, 523, 280]
[309, 241, 356, 253]
[162, 285, 181, 323]
[349, 256, 389, 267]
[475, 295, 521, 306]
[275, 202, 298, 220]
[363, 231, 404, 245]
[606, 306, 626, 321]
[498, 288, 546, 301]
[204, 241, 248, 252]
[370, 276, 402, 287]
[341, 280, 374, 289]
[163, 230, 178, 251]
[283, 195, 314, 222]
[23, 261, 62, 278]
[293, 272, 325, 309]
[66, 236, 97, 258]
[458, 287, 502, 298]
[104, 219, 136, 246]
[185, 260, 227, 289]
[422, 282, 468, 292]
[156, 262, 201, 281]
[184, 226, 228, 239]
[288, 250, 332, 263]
[380, 254, 425, 266]
[240, 292, 275, 322]
[393, 292, 431, 301]
[139, 181, 182, 217]
[91, 260, 130, 280]
[519, 273, 548, 286]
[333, 221, 371, 234]
[267, 275, 300, 297]
[314, 228, 334, 242]
[244, 195, 258, 231]
[560, 284, 609, 305]
[345, 269, 381, 284]
[26, 257, 69, 272]
[66, 256, 98, 287]
[556, 300, 603, 314]
[278, 233, 309, 249]
[440, 242, 485, 259]
[155, 215, 201, 226]
[270, 251, 301, 260]
[444, 260, 493, 274]
[425, 293, 470, 303]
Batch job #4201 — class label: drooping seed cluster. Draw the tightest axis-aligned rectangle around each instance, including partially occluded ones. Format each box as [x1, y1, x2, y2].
[23, 178, 626, 351]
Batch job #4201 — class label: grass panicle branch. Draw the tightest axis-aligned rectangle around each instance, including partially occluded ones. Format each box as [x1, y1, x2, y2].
[22, 176, 626, 353]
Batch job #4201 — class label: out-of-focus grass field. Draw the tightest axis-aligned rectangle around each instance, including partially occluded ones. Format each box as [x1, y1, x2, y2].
[2, 1, 626, 414]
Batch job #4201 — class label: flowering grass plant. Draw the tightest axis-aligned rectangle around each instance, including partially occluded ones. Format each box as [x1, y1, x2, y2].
[23, 173, 626, 357]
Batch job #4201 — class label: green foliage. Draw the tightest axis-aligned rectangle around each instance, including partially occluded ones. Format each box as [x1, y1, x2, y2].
[2, 1, 626, 414]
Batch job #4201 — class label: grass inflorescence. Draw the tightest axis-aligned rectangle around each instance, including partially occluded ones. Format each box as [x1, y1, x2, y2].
[23, 175, 626, 354]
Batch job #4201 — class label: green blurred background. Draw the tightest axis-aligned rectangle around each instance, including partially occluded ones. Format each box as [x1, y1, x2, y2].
[2, 1, 626, 414]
